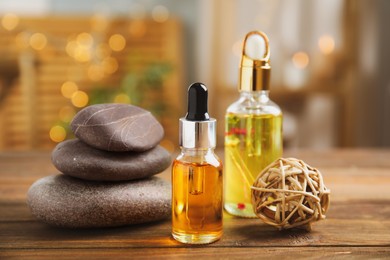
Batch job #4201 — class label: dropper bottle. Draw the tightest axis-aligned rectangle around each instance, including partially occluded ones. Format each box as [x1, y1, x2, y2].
[224, 31, 283, 218]
[172, 82, 223, 244]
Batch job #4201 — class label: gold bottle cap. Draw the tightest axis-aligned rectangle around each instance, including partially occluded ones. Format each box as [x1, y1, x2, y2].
[239, 31, 271, 92]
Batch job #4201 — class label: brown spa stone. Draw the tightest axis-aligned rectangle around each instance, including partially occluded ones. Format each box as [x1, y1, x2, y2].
[27, 175, 171, 228]
[52, 139, 171, 181]
[70, 104, 164, 152]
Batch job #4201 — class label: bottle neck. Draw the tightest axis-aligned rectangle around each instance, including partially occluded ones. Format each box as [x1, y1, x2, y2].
[180, 147, 214, 156]
[178, 147, 218, 165]
[239, 90, 270, 103]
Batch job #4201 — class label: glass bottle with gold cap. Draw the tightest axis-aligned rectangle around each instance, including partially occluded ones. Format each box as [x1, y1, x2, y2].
[224, 31, 283, 218]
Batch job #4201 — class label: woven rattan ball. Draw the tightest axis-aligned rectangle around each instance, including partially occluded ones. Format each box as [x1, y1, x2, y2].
[251, 158, 330, 231]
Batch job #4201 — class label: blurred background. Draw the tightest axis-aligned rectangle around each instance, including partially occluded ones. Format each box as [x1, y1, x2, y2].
[0, 0, 389, 152]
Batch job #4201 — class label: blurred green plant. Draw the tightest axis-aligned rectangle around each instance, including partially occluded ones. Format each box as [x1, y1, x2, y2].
[89, 62, 172, 118]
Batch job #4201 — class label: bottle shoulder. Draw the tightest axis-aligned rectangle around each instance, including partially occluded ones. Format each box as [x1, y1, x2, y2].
[174, 150, 222, 169]
[226, 95, 282, 116]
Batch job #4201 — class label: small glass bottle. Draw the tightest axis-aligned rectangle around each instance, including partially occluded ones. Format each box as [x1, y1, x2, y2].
[224, 31, 283, 218]
[172, 82, 223, 244]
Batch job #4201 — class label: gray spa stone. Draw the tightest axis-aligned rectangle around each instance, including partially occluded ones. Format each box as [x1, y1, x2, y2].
[52, 139, 171, 181]
[27, 175, 171, 228]
[71, 104, 164, 152]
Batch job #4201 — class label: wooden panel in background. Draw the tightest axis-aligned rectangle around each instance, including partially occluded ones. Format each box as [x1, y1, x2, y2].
[0, 17, 183, 151]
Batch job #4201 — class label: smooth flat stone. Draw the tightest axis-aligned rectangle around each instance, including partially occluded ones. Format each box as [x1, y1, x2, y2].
[27, 175, 171, 228]
[52, 139, 171, 181]
[71, 104, 164, 152]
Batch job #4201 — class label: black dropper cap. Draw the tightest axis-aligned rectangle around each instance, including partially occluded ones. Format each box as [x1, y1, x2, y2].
[185, 82, 210, 121]
[180, 82, 216, 148]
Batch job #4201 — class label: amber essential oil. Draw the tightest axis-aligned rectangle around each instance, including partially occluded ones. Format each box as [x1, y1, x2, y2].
[172, 153, 223, 244]
[172, 82, 223, 244]
[224, 113, 282, 217]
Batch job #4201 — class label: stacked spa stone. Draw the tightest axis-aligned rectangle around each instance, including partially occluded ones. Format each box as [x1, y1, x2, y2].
[27, 104, 172, 228]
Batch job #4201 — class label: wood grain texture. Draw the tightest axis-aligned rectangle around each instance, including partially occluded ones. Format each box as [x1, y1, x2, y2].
[2, 248, 390, 260]
[0, 149, 390, 259]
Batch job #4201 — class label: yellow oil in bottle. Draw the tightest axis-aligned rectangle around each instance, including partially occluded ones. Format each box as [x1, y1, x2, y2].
[224, 113, 282, 217]
[172, 160, 223, 244]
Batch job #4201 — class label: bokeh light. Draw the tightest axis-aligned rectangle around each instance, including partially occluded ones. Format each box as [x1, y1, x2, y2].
[318, 35, 335, 55]
[77, 32, 94, 47]
[109, 34, 126, 52]
[129, 20, 147, 38]
[114, 93, 131, 104]
[59, 106, 76, 123]
[61, 81, 78, 98]
[29, 33, 47, 50]
[87, 65, 104, 81]
[152, 5, 170, 23]
[74, 45, 91, 62]
[49, 125, 66, 143]
[1, 13, 19, 31]
[96, 43, 111, 59]
[102, 57, 119, 74]
[65, 40, 77, 57]
[71, 91, 89, 108]
[292, 52, 309, 69]
[15, 32, 30, 49]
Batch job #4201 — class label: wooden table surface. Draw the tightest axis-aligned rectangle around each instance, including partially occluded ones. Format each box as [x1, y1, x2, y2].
[1, 149, 390, 259]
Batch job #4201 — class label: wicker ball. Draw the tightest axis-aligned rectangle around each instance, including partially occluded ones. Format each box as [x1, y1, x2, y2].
[251, 158, 330, 231]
